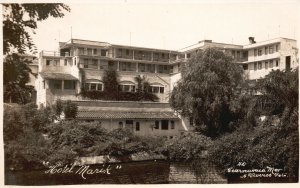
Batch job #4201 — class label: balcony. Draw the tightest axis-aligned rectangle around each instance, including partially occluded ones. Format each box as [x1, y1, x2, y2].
[40, 51, 72, 57]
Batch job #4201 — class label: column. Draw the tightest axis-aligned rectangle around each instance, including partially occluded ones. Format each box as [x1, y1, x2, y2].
[136, 62, 139, 72]
[155, 64, 158, 73]
[117, 61, 120, 71]
[61, 80, 64, 91]
[151, 51, 154, 61]
[133, 50, 135, 60]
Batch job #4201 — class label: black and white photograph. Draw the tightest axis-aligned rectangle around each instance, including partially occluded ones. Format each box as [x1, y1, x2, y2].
[1, 0, 299, 186]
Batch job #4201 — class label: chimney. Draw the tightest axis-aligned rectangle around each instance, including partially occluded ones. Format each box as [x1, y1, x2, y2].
[248, 37, 256, 44]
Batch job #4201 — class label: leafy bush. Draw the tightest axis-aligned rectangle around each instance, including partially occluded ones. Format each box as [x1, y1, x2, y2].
[159, 132, 213, 162]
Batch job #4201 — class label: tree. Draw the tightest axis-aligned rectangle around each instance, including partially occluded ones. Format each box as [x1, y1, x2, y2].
[3, 3, 70, 54]
[4, 53, 35, 104]
[134, 75, 159, 101]
[102, 68, 120, 100]
[209, 69, 299, 182]
[170, 48, 244, 138]
[63, 100, 78, 119]
[3, 3, 70, 104]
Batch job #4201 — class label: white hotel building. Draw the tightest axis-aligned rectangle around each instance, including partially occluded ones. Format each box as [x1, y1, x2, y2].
[33, 37, 298, 137]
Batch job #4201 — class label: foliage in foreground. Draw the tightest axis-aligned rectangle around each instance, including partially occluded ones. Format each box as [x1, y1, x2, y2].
[209, 69, 299, 180]
[4, 103, 165, 170]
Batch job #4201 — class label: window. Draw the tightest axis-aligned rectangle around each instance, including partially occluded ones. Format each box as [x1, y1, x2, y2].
[46, 60, 58, 66]
[120, 62, 135, 71]
[269, 60, 273, 68]
[265, 61, 268, 69]
[90, 83, 97, 90]
[93, 49, 97, 55]
[87, 48, 92, 55]
[154, 121, 159, 129]
[92, 59, 98, 66]
[101, 50, 107, 57]
[53, 80, 62, 89]
[276, 60, 279, 67]
[84, 59, 89, 68]
[119, 122, 123, 129]
[237, 51, 240, 58]
[64, 80, 76, 90]
[149, 86, 160, 93]
[258, 62, 262, 70]
[171, 121, 175, 129]
[186, 53, 191, 58]
[126, 120, 133, 125]
[258, 49, 262, 56]
[275, 44, 280, 52]
[78, 48, 84, 55]
[254, 49, 257, 56]
[159, 87, 164, 94]
[161, 120, 169, 130]
[97, 84, 103, 91]
[136, 122, 140, 131]
[126, 49, 130, 55]
[64, 59, 68, 66]
[269, 46, 273, 54]
[84, 83, 89, 90]
[120, 84, 135, 92]
[243, 64, 248, 70]
[265, 47, 268, 55]
[254, 62, 257, 71]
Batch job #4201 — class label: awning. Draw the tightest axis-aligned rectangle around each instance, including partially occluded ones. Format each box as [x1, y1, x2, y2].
[40, 72, 78, 80]
[77, 111, 179, 120]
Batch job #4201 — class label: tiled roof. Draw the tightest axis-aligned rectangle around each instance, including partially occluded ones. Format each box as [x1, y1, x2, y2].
[77, 111, 179, 120]
[40, 72, 78, 80]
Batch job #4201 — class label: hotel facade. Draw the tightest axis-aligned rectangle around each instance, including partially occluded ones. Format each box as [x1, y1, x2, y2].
[33, 37, 298, 137]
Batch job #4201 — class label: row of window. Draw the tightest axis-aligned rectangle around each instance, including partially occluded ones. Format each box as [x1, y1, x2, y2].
[78, 48, 107, 56]
[118, 120, 175, 131]
[116, 48, 174, 61]
[46, 59, 70, 66]
[51, 80, 76, 90]
[84, 83, 165, 93]
[254, 44, 280, 56]
[243, 59, 280, 70]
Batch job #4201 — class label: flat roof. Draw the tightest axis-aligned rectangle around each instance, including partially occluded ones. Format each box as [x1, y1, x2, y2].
[40, 72, 78, 80]
[77, 111, 179, 120]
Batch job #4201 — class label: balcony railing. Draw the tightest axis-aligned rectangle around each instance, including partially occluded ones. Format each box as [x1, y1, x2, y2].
[40, 51, 62, 57]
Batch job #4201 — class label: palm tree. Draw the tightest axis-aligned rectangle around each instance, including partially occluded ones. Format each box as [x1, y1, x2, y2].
[134, 75, 158, 101]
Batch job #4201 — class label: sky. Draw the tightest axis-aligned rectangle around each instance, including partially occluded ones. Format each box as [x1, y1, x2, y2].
[29, 0, 300, 52]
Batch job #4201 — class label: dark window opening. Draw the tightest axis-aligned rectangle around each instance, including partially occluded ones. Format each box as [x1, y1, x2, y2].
[126, 120, 133, 125]
[136, 122, 140, 131]
[161, 120, 169, 130]
[119, 122, 123, 129]
[159, 87, 164, 94]
[155, 121, 159, 129]
[171, 121, 175, 129]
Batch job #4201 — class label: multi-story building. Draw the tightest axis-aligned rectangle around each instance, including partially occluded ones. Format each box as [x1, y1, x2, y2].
[240, 38, 298, 80]
[34, 37, 298, 136]
[36, 39, 181, 106]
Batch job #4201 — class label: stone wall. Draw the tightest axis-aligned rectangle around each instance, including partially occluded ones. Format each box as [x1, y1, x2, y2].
[169, 161, 227, 184]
